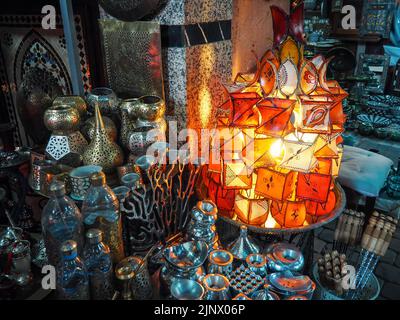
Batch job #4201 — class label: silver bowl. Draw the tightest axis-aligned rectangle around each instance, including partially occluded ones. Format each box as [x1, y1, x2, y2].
[163, 240, 209, 272]
[203, 273, 231, 300]
[170, 279, 205, 300]
[266, 243, 304, 272]
[246, 253, 268, 277]
[207, 249, 233, 275]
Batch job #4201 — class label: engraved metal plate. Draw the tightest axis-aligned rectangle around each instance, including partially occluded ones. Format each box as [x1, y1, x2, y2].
[99, 20, 164, 99]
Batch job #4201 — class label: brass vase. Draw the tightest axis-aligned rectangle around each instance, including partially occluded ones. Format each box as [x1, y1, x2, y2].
[81, 115, 118, 142]
[82, 104, 124, 173]
[120, 98, 138, 148]
[52, 95, 87, 118]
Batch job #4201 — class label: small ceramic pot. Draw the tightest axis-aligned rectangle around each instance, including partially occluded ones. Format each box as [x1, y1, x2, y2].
[135, 155, 156, 171]
[117, 163, 138, 184]
[192, 200, 218, 224]
[207, 250, 233, 276]
[85, 87, 118, 114]
[170, 279, 205, 300]
[112, 186, 130, 203]
[53, 95, 87, 118]
[44, 104, 80, 134]
[246, 253, 268, 277]
[68, 165, 102, 201]
[203, 274, 231, 300]
[121, 173, 141, 190]
[137, 95, 166, 121]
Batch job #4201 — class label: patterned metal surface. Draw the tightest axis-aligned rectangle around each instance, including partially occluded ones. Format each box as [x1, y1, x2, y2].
[0, 14, 91, 147]
[228, 264, 264, 297]
[99, 0, 167, 21]
[99, 20, 164, 99]
[356, 114, 392, 128]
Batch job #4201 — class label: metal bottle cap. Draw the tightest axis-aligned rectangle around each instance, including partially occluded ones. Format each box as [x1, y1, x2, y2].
[49, 181, 66, 197]
[60, 240, 78, 260]
[115, 261, 134, 280]
[90, 171, 106, 186]
[86, 228, 103, 244]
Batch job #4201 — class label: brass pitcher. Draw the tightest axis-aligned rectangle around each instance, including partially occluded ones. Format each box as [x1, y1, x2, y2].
[82, 104, 124, 173]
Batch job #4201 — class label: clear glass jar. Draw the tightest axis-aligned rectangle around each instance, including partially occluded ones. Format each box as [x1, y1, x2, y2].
[81, 172, 124, 263]
[41, 181, 84, 267]
[57, 240, 90, 300]
[83, 229, 114, 300]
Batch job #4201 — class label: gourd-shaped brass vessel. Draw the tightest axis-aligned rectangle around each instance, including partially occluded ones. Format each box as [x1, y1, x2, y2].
[119, 98, 138, 148]
[82, 104, 123, 173]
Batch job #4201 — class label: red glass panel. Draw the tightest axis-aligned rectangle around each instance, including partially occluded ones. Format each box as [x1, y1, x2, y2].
[229, 92, 261, 127]
[271, 200, 306, 228]
[256, 98, 295, 137]
[297, 172, 332, 203]
[255, 167, 297, 201]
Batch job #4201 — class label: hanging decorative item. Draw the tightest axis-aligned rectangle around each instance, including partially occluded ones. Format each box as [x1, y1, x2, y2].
[200, 3, 347, 231]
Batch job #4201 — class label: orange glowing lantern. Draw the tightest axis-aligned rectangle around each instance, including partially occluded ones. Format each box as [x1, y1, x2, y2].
[255, 167, 297, 201]
[297, 172, 332, 203]
[221, 153, 252, 190]
[271, 200, 306, 228]
[228, 92, 261, 127]
[305, 190, 336, 217]
[256, 98, 296, 137]
[216, 185, 237, 218]
[201, 3, 347, 230]
[234, 194, 269, 226]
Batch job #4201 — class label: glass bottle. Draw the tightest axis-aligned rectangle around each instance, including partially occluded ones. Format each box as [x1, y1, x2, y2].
[83, 229, 114, 300]
[82, 172, 124, 263]
[41, 181, 84, 267]
[57, 240, 90, 300]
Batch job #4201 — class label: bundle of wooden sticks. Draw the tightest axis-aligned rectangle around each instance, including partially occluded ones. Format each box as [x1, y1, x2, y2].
[361, 211, 398, 256]
[317, 251, 348, 296]
[334, 209, 365, 252]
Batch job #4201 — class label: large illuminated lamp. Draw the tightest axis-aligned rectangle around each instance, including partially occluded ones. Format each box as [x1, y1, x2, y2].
[200, 3, 347, 230]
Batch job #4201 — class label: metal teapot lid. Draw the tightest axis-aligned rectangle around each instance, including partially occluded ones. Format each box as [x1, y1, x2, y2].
[228, 226, 259, 260]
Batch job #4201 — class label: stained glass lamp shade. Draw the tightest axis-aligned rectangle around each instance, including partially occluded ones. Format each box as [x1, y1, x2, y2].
[201, 3, 347, 229]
